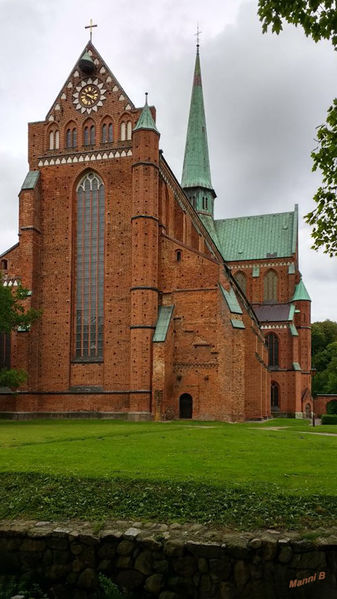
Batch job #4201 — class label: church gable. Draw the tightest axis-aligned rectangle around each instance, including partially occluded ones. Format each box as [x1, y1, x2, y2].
[46, 42, 134, 124]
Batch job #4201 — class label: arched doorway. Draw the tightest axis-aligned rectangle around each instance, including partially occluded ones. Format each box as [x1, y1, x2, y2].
[271, 382, 279, 411]
[179, 394, 193, 419]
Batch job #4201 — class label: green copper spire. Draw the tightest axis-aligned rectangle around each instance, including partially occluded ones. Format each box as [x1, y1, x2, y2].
[134, 93, 159, 133]
[181, 45, 215, 218]
[291, 279, 311, 302]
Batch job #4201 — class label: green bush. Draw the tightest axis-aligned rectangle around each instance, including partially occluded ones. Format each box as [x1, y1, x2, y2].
[321, 414, 337, 425]
[326, 400, 337, 414]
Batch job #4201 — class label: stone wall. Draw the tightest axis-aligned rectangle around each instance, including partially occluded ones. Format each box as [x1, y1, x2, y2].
[1, 520, 337, 598]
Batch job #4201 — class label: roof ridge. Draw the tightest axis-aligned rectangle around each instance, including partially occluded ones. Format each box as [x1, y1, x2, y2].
[215, 209, 296, 224]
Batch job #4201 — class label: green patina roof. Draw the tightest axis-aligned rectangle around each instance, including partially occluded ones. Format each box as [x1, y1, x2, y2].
[181, 47, 213, 191]
[291, 279, 311, 302]
[220, 284, 243, 315]
[213, 207, 298, 261]
[134, 96, 159, 133]
[21, 171, 40, 190]
[231, 318, 245, 329]
[153, 305, 174, 342]
[289, 323, 299, 337]
[288, 304, 295, 321]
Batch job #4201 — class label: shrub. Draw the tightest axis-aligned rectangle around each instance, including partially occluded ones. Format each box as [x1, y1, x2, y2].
[326, 400, 337, 414]
[321, 414, 337, 425]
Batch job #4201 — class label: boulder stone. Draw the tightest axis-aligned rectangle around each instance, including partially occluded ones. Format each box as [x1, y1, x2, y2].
[144, 573, 164, 593]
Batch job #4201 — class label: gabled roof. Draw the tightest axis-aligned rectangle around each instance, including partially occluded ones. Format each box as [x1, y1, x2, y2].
[213, 206, 298, 261]
[45, 41, 134, 120]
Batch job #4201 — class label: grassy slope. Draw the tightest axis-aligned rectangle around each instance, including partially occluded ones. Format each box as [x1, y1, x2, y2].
[0, 418, 336, 529]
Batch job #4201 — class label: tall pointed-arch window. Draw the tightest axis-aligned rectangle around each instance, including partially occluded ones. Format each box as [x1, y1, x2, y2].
[108, 123, 113, 142]
[264, 270, 278, 302]
[266, 333, 279, 368]
[55, 130, 60, 149]
[75, 172, 105, 360]
[102, 124, 107, 143]
[271, 382, 279, 409]
[84, 127, 89, 146]
[127, 121, 132, 140]
[72, 128, 77, 147]
[120, 122, 126, 141]
[66, 128, 72, 148]
[234, 271, 247, 295]
[90, 125, 95, 145]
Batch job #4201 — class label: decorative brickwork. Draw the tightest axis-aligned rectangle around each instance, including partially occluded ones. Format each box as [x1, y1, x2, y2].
[0, 41, 311, 420]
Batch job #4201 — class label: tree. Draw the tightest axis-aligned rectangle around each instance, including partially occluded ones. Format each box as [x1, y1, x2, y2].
[311, 320, 337, 395]
[0, 280, 40, 389]
[258, 1, 337, 255]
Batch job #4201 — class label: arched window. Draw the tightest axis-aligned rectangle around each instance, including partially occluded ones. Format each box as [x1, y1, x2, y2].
[266, 333, 279, 368]
[120, 122, 126, 141]
[49, 131, 54, 150]
[72, 128, 77, 147]
[108, 123, 113, 142]
[55, 130, 60, 149]
[84, 127, 89, 146]
[271, 382, 279, 410]
[127, 121, 132, 140]
[75, 172, 105, 360]
[264, 270, 278, 302]
[234, 271, 247, 295]
[66, 129, 72, 148]
[102, 124, 107, 143]
[90, 125, 95, 145]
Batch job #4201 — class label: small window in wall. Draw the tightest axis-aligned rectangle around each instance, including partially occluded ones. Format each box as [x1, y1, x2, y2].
[108, 123, 113, 142]
[202, 196, 208, 210]
[271, 382, 279, 410]
[84, 127, 89, 146]
[127, 121, 132, 140]
[266, 333, 279, 368]
[176, 250, 182, 262]
[55, 130, 60, 149]
[72, 128, 77, 147]
[264, 270, 278, 302]
[234, 271, 247, 295]
[49, 131, 54, 150]
[120, 122, 126, 141]
[1, 259, 8, 270]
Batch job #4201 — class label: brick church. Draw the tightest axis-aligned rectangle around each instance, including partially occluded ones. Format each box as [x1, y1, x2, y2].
[0, 39, 312, 420]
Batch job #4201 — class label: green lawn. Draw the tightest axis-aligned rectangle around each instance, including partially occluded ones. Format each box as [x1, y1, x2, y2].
[1, 418, 337, 530]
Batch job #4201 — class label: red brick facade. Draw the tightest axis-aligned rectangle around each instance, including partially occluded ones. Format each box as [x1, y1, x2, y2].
[0, 43, 311, 420]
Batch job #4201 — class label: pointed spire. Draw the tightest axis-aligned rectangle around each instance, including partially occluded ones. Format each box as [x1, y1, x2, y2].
[291, 279, 311, 302]
[134, 93, 159, 133]
[181, 45, 214, 192]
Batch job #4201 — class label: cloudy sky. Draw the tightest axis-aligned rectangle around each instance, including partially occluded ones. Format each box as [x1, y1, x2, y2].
[1, 0, 337, 322]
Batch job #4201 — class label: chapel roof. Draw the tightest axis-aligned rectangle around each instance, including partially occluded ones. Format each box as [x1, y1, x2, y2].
[213, 205, 298, 262]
